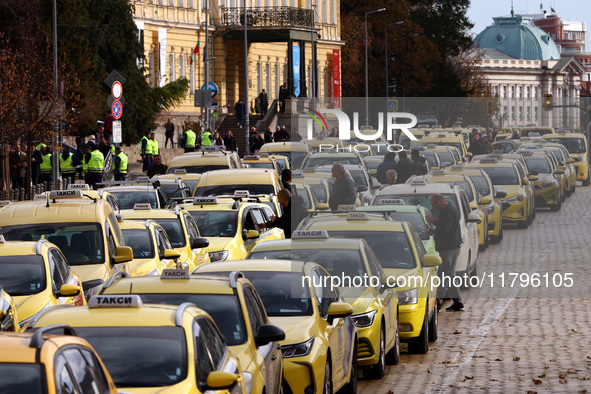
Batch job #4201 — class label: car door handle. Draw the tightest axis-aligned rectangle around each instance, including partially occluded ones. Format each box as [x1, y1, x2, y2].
[272, 354, 277, 361]
[277, 344, 281, 349]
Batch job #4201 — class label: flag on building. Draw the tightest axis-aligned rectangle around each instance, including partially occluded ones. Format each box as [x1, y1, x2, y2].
[190, 39, 200, 64]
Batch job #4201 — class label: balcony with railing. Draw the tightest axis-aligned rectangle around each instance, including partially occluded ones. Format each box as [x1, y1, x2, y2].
[221, 6, 313, 28]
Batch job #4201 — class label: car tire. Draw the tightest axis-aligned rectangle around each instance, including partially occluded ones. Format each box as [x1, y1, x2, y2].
[491, 224, 503, 244]
[323, 359, 332, 394]
[572, 183, 576, 194]
[364, 326, 386, 379]
[428, 303, 438, 342]
[341, 341, 357, 394]
[584, 173, 591, 187]
[385, 321, 400, 365]
[550, 199, 561, 211]
[409, 308, 429, 354]
[517, 217, 528, 229]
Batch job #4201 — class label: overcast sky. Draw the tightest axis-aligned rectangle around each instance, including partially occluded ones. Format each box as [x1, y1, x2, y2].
[468, 0, 591, 49]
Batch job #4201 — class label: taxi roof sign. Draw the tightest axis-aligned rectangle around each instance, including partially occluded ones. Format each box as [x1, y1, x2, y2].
[133, 203, 152, 210]
[450, 165, 464, 171]
[378, 198, 405, 205]
[174, 169, 187, 174]
[88, 295, 143, 308]
[347, 211, 368, 220]
[67, 184, 90, 190]
[518, 150, 534, 156]
[243, 155, 259, 160]
[431, 169, 446, 175]
[234, 190, 250, 197]
[334, 161, 351, 164]
[410, 178, 427, 186]
[0, 235, 5, 243]
[193, 197, 219, 205]
[161, 268, 190, 279]
[49, 190, 84, 199]
[34, 194, 47, 200]
[487, 153, 503, 159]
[136, 176, 150, 181]
[479, 158, 498, 164]
[291, 171, 305, 178]
[337, 204, 356, 212]
[0, 200, 11, 207]
[292, 230, 329, 239]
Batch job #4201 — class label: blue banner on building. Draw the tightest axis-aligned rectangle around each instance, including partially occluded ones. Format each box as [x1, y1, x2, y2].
[293, 46, 301, 98]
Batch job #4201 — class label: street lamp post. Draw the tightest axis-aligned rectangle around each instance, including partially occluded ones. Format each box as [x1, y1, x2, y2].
[244, 0, 250, 154]
[365, 8, 386, 126]
[385, 21, 403, 103]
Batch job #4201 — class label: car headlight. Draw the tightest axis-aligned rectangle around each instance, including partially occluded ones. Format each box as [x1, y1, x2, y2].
[398, 288, 419, 305]
[19, 303, 50, 328]
[542, 180, 557, 188]
[242, 371, 253, 394]
[209, 250, 229, 262]
[486, 203, 495, 215]
[281, 337, 315, 358]
[352, 309, 378, 327]
[504, 195, 523, 203]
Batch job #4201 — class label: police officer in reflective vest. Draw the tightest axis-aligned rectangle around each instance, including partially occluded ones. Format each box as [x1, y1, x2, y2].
[39, 146, 53, 185]
[113, 146, 128, 181]
[149, 131, 159, 156]
[140, 131, 153, 172]
[184, 128, 196, 153]
[202, 128, 213, 147]
[59, 145, 80, 183]
[86, 143, 104, 189]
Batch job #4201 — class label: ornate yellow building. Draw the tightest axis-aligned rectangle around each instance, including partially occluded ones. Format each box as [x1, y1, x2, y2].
[132, 0, 343, 123]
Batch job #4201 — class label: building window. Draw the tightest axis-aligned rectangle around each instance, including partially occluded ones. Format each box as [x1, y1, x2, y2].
[518, 86, 522, 98]
[148, 52, 156, 87]
[510, 86, 515, 98]
[168, 0, 174, 5]
[534, 106, 539, 120]
[519, 106, 523, 120]
[322, 0, 328, 23]
[533, 87, 538, 98]
[178, 0, 184, 6]
[169, 53, 175, 81]
[527, 106, 531, 121]
[275, 63, 280, 98]
[501, 86, 506, 98]
[179, 54, 186, 78]
[526, 86, 530, 98]
[188, 0, 194, 8]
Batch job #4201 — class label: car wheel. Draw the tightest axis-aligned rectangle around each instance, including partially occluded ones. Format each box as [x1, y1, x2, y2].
[385, 320, 400, 365]
[584, 173, 591, 186]
[428, 302, 438, 342]
[409, 308, 429, 354]
[364, 326, 386, 379]
[323, 359, 332, 394]
[572, 183, 576, 194]
[341, 341, 357, 394]
[550, 199, 561, 211]
[491, 224, 503, 244]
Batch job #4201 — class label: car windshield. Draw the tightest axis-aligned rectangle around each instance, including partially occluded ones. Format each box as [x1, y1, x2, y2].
[160, 184, 190, 200]
[389, 211, 430, 240]
[303, 156, 361, 168]
[2, 223, 105, 266]
[293, 186, 312, 209]
[155, 219, 185, 248]
[184, 180, 199, 194]
[373, 194, 458, 216]
[109, 191, 158, 209]
[194, 184, 275, 196]
[137, 294, 247, 346]
[329, 231, 415, 269]
[423, 152, 438, 168]
[349, 170, 368, 187]
[122, 229, 154, 259]
[429, 142, 463, 153]
[309, 184, 328, 203]
[455, 181, 474, 202]
[524, 157, 551, 174]
[167, 165, 228, 174]
[239, 271, 313, 316]
[0, 363, 43, 394]
[249, 248, 368, 286]
[189, 211, 238, 237]
[73, 326, 187, 388]
[287, 152, 308, 168]
[546, 150, 564, 165]
[546, 138, 586, 154]
[436, 151, 454, 165]
[0, 256, 45, 296]
[479, 167, 520, 185]
[468, 176, 491, 197]
[365, 161, 381, 170]
[522, 128, 552, 136]
[247, 162, 275, 169]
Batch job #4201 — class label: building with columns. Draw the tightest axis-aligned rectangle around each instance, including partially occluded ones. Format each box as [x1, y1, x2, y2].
[474, 14, 586, 130]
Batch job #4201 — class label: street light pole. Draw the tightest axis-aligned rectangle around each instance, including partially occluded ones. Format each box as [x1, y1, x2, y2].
[52, 0, 60, 189]
[385, 21, 403, 103]
[244, 0, 250, 154]
[365, 8, 386, 126]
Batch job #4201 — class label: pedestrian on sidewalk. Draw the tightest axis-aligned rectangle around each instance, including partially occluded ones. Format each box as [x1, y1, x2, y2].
[164, 118, 175, 148]
[259, 89, 268, 116]
[234, 99, 246, 128]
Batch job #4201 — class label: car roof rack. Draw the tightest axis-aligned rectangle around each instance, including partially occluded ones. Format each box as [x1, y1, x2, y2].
[30, 324, 78, 349]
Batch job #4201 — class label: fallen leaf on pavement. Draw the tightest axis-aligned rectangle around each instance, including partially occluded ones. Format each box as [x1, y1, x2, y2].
[427, 369, 431, 373]
[538, 373, 546, 378]
[513, 356, 520, 361]
[578, 390, 587, 393]
[532, 379, 542, 385]
[571, 328, 578, 333]
[441, 360, 452, 364]
[559, 373, 567, 379]
[526, 391, 538, 394]
[453, 330, 462, 334]
[464, 375, 474, 380]
[494, 358, 503, 361]
[567, 369, 577, 374]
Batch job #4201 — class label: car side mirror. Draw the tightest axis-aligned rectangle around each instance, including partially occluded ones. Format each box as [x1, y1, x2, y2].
[554, 169, 564, 175]
[529, 175, 539, 181]
[522, 178, 529, 185]
[317, 203, 329, 210]
[205, 371, 240, 390]
[191, 237, 210, 249]
[466, 212, 481, 223]
[480, 197, 492, 205]
[245, 229, 260, 239]
[380, 276, 398, 289]
[422, 254, 442, 267]
[56, 284, 81, 298]
[113, 246, 133, 264]
[254, 324, 285, 347]
[327, 302, 353, 324]
[466, 152, 473, 158]
[356, 185, 368, 192]
[163, 249, 181, 259]
[567, 158, 575, 164]
[496, 191, 507, 199]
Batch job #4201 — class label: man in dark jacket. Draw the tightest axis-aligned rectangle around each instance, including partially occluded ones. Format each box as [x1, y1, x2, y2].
[259, 89, 268, 116]
[393, 151, 414, 183]
[146, 155, 168, 178]
[258, 189, 306, 238]
[234, 99, 246, 128]
[223, 130, 237, 152]
[376, 152, 397, 184]
[264, 127, 274, 143]
[274, 126, 290, 142]
[328, 163, 357, 211]
[411, 149, 428, 176]
[427, 193, 464, 312]
[9, 143, 27, 190]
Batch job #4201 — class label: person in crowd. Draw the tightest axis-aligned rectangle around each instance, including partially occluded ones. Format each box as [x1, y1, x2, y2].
[264, 127, 274, 143]
[223, 130, 237, 152]
[274, 125, 290, 142]
[202, 128, 213, 147]
[393, 151, 414, 183]
[469, 128, 480, 146]
[279, 83, 288, 113]
[411, 149, 428, 176]
[38, 146, 53, 185]
[86, 142, 104, 190]
[149, 131, 159, 156]
[59, 145, 80, 182]
[257, 189, 307, 238]
[328, 127, 339, 138]
[427, 193, 464, 312]
[250, 132, 265, 155]
[9, 143, 27, 190]
[113, 146, 128, 181]
[31, 143, 45, 185]
[386, 169, 397, 185]
[469, 133, 493, 155]
[291, 128, 302, 142]
[259, 89, 268, 116]
[211, 131, 225, 147]
[146, 154, 168, 178]
[182, 127, 197, 153]
[98, 138, 111, 158]
[376, 152, 397, 184]
[164, 118, 175, 148]
[140, 131, 153, 172]
[281, 169, 292, 191]
[329, 163, 357, 211]
[234, 99, 246, 128]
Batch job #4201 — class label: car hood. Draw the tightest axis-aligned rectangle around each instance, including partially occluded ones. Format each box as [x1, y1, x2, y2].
[72, 264, 110, 283]
[204, 237, 233, 252]
[338, 286, 374, 314]
[127, 258, 160, 277]
[269, 315, 317, 346]
[13, 292, 50, 322]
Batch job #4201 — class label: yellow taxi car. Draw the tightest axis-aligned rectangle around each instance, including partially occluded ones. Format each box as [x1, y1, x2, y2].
[167, 149, 242, 175]
[29, 295, 246, 393]
[302, 136, 346, 153]
[297, 214, 441, 354]
[181, 196, 284, 262]
[420, 131, 471, 162]
[522, 142, 577, 196]
[300, 151, 367, 171]
[193, 259, 358, 393]
[544, 132, 590, 186]
[259, 142, 311, 169]
[466, 158, 533, 228]
[247, 234, 400, 379]
[119, 217, 181, 276]
[193, 168, 283, 197]
[241, 154, 282, 174]
[517, 150, 564, 211]
[154, 171, 204, 195]
[0, 327, 119, 393]
[66, 183, 121, 211]
[100, 270, 285, 394]
[292, 183, 321, 211]
[399, 128, 428, 150]
[291, 170, 332, 207]
[0, 287, 19, 331]
[520, 126, 555, 137]
[0, 190, 133, 296]
[120, 204, 210, 269]
[268, 154, 291, 171]
[0, 236, 85, 328]
[422, 145, 459, 167]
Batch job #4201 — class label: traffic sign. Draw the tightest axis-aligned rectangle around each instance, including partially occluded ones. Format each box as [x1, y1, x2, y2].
[388, 99, 398, 111]
[112, 121, 122, 143]
[212, 112, 219, 119]
[112, 81, 122, 100]
[112, 100, 123, 119]
[200, 82, 218, 99]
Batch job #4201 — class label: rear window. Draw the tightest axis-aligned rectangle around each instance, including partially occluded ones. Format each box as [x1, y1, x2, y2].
[0, 364, 43, 394]
[0, 256, 46, 296]
[480, 167, 520, 185]
[524, 157, 551, 174]
[122, 229, 154, 258]
[167, 165, 228, 174]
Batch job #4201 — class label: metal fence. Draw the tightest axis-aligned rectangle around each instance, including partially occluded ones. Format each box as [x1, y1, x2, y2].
[220, 6, 312, 28]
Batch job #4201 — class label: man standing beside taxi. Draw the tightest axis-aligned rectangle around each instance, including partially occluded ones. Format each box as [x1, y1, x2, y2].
[427, 193, 464, 312]
[329, 163, 357, 211]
